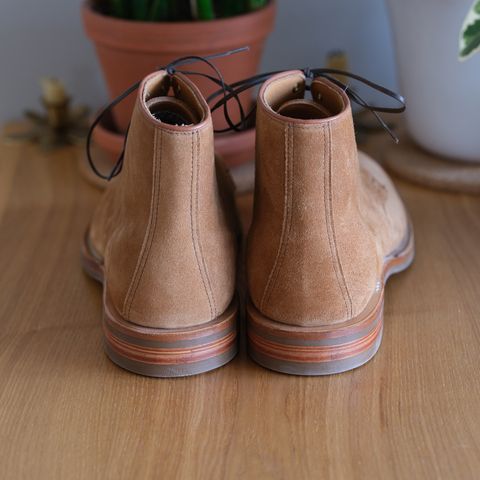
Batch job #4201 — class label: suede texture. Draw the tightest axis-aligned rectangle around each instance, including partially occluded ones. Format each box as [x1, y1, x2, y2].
[247, 70, 408, 327]
[89, 72, 236, 329]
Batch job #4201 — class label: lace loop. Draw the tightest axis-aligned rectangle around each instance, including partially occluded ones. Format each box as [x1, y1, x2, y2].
[86, 51, 406, 180]
[86, 47, 249, 180]
[209, 67, 406, 142]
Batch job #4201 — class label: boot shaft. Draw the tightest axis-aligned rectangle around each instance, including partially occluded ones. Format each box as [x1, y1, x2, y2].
[91, 72, 237, 328]
[247, 71, 379, 326]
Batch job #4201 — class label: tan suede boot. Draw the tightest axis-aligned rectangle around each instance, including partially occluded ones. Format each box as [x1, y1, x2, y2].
[82, 71, 239, 377]
[246, 70, 414, 375]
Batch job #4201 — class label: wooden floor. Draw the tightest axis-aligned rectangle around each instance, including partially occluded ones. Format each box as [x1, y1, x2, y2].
[1, 133, 480, 480]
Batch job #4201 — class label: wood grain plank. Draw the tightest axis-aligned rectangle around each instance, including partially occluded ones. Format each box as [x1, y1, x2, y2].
[0, 137, 479, 479]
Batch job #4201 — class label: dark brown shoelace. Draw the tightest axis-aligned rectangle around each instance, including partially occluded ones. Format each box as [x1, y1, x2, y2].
[86, 48, 405, 181]
[207, 67, 405, 139]
[86, 48, 248, 180]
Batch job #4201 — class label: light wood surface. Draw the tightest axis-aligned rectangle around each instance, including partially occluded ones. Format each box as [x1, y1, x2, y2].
[1, 133, 480, 480]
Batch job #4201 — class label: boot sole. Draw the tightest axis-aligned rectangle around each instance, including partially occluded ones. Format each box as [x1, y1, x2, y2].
[81, 234, 238, 377]
[247, 224, 414, 376]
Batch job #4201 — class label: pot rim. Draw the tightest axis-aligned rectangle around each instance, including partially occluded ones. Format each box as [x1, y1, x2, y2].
[82, 1, 276, 53]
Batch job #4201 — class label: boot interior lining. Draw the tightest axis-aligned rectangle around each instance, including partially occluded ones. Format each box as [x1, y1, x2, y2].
[143, 73, 205, 126]
[263, 73, 346, 121]
[146, 97, 197, 126]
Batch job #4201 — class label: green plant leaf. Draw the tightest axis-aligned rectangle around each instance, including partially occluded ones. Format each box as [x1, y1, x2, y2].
[249, 0, 267, 10]
[463, 18, 480, 38]
[196, 0, 215, 20]
[461, 18, 480, 58]
[149, 0, 169, 20]
[220, 0, 245, 17]
[131, 0, 150, 20]
[460, 1, 480, 59]
[461, 33, 480, 58]
[111, 0, 129, 18]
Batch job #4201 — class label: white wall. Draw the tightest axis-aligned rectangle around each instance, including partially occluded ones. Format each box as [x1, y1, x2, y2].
[0, 0, 397, 123]
[0, 0, 106, 122]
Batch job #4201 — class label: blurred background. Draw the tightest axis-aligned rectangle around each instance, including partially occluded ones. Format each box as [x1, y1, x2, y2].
[0, 0, 396, 123]
[1, 0, 479, 173]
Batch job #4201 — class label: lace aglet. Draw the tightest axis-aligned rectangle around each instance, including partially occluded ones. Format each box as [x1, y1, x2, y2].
[371, 109, 400, 144]
[381, 114, 400, 143]
[227, 46, 250, 55]
[387, 126, 400, 144]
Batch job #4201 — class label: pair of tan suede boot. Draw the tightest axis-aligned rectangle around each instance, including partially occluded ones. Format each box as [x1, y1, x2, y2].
[82, 67, 414, 377]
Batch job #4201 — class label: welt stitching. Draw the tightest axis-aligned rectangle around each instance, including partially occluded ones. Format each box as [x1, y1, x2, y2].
[323, 124, 349, 319]
[260, 123, 290, 310]
[190, 131, 214, 319]
[264, 123, 294, 308]
[157, 130, 207, 136]
[195, 130, 217, 318]
[328, 124, 353, 317]
[138, 124, 210, 138]
[125, 128, 162, 317]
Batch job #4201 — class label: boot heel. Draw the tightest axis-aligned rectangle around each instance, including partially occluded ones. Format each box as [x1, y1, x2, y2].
[103, 295, 238, 377]
[246, 297, 384, 376]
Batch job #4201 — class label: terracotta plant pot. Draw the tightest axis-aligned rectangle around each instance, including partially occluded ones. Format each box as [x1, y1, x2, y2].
[92, 109, 256, 170]
[92, 109, 123, 166]
[82, 1, 276, 134]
